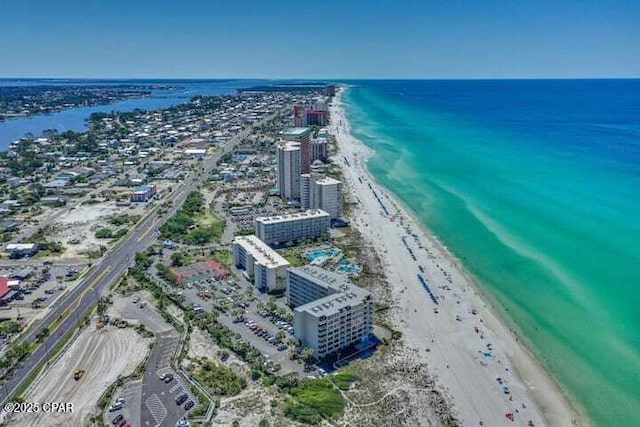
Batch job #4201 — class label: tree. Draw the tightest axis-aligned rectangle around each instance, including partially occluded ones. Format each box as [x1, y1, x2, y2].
[171, 252, 186, 267]
[300, 347, 314, 365]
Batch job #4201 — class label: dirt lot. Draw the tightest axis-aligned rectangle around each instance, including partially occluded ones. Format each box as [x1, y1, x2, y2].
[11, 326, 150, 427]
[52, 202, 146, 259]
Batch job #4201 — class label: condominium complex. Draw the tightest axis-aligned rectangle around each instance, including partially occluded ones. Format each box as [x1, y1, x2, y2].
[310, 138, 328, 162]
[300, 174, 342, 219]
[281, 127, 312, 173]
[255, 209, 330, 245]
[289, 266, 374, 359]
[311, 176, 342, 219]
[232, 235, 290, 292]
[276, 140, 301, 200]
[300, 174, 312, 211]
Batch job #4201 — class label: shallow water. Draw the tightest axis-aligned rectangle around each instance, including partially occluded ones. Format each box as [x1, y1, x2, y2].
[342, 79, 640, 426]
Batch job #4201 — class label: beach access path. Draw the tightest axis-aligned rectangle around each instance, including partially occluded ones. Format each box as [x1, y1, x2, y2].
[329, 88, 583, 427]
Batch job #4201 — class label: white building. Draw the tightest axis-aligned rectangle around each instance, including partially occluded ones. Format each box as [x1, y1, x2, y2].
[299, 175, 342, 219]
[232, 235, 290, 292]
[300, 174, 312, 209]
[290, 266, 374, 359]
[183, 148, 207, 159]
[277, 141, 301, 200]
[311, 176, 342, 219]
[310, 138, 328, 162]
[255, 209, 330, 246]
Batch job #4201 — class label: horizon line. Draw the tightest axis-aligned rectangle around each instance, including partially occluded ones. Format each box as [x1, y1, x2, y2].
[1, 76, 639, 82]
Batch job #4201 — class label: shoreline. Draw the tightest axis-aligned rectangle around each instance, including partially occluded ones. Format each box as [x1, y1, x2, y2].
[330, 86, 586, 426]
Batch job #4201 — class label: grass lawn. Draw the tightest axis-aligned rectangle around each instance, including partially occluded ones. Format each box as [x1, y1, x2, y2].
[331, 372, 359, 390]
[284, 378, 345, 425]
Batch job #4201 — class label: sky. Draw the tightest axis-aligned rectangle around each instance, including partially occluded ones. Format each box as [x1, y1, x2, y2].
[1, 0, 638, 79]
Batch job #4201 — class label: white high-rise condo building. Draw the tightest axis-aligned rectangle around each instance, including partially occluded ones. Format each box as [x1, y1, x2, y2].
[255, 209, 330, 246]
[277, 141, 301, 200]
[232, 235, 290, 292]
[289, 266, 374, 359]
[311, 176, 342, 219]
[300, 174, 312, 210]
[299, 174, 342, 219]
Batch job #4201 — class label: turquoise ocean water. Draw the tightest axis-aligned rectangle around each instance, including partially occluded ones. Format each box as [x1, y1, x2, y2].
[342, 80, 640, 426]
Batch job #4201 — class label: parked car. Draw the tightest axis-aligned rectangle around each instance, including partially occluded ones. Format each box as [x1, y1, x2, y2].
[112, 414, 124, 424]
[175, 393, 188, 405]
[184, 400, 195, 410]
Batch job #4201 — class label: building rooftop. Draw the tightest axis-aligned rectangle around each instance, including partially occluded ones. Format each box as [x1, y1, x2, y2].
[290, 265, 366, 296]
[234, 235, 290, 268]
[256, 209, 330, 225]
[315, 176, 341, 186]
[278, 140, 301, 151]
[292, 266, 371, 317]
[281, 127, 312, 137]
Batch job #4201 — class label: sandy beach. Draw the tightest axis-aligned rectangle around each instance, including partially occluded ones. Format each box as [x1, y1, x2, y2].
[330, 87, 585, 427]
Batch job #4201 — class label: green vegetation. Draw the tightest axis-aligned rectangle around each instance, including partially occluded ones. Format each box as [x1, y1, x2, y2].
[187, 358, 246, 396]
[161, 191, 225, 244]
[277, 247, 306, 267]
[23, 225, 63, 254]
[283, 378, 345, 425]
[107, 214, 140, 226]
[331, 372, 359, 390]
[0, 341, 32, 369]
[0, 320, 21, 336]
[211, 249, 232, 266]
[170, 251, 186, 267]
[156, 262, 178, 285]
[95, 228, 114, 239]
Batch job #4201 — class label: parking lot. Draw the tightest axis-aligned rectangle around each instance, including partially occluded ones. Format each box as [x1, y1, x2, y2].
[175, 273, 306, 376]
[141, 331, 196, 427]
[0, 263, 88, 309]
[0, 262, 89, 354]
[106, 294, 198, 427]
[104, 380, 142, 427]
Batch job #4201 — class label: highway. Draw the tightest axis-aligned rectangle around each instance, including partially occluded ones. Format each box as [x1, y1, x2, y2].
[0, 107, 285, 407]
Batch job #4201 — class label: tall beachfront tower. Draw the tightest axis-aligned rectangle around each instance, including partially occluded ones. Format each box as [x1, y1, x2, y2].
[311, 176, 342, 219]
[277, 140, 302, 200]
[281, 127, 313, 173]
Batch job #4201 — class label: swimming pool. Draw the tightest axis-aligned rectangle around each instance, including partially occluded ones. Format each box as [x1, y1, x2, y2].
[306, 248, 342, 262]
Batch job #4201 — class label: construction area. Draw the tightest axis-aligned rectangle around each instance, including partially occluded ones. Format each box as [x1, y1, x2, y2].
[10, 325, 150, 427]
[53, 202, 146, 259]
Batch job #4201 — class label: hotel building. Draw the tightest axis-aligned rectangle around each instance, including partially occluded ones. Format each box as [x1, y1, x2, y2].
[299, 175, 342, 219]
[255, 209, 330, 245]
[289, 266, 374, 359]
[276, 140, 301, 200]
[281, 127, 313, 173]
[232, 235, 290, 292]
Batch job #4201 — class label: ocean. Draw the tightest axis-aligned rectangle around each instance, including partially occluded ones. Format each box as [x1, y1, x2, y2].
[342, 80, 640, 427]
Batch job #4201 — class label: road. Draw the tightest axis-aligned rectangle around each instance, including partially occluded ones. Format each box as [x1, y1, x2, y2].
[0, 107, 286, 408]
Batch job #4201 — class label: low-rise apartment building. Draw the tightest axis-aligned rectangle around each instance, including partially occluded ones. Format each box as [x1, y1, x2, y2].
[232, 235, 290, 292]
[255, 209, 330, 246]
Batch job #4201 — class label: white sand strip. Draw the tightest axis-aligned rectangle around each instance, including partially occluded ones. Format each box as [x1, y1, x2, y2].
[330, 87, 586, 427]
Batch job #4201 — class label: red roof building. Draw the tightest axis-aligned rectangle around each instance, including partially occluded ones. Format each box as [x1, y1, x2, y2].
[0, 277, 10, 299]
